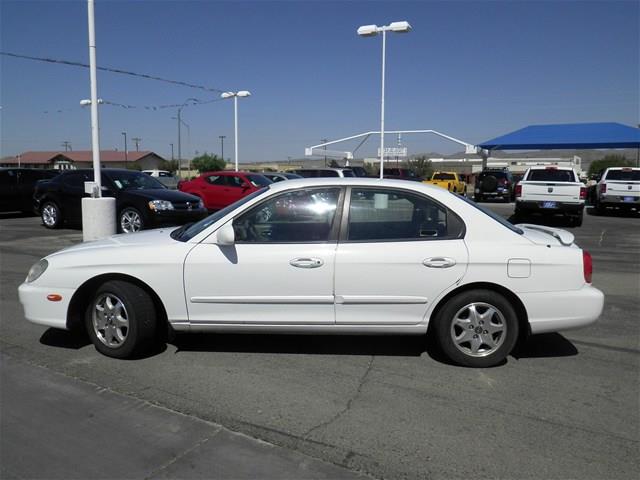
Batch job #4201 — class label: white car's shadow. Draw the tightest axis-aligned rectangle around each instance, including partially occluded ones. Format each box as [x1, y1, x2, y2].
[39, 329, 578, 365]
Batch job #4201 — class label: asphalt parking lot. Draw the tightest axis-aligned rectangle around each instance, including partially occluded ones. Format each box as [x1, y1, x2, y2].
[1, 204, 638, 480]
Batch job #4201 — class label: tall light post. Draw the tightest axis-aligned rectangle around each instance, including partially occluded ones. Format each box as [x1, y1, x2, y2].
[174, 98, 198, 178]
[82, 0, 115, 241]
[219, 135, 226, 163]
[357, 21, 412, 179]
[121, 131, 128, 164]
[221, 91, 251, 171]
[169, 143, 174, 160]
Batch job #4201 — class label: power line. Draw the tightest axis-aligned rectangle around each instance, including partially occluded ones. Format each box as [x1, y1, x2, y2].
[1, 51, 227, 93]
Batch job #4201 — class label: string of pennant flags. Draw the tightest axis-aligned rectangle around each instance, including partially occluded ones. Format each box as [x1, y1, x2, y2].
[1, 51, 227, 93]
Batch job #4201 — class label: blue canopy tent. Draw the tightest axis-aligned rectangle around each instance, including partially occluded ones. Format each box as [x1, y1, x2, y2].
[479, 122, 640, 151]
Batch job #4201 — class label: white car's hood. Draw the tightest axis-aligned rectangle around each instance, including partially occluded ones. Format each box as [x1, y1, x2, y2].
[49, 228, 177, 257]
[517, 223, 575, 247]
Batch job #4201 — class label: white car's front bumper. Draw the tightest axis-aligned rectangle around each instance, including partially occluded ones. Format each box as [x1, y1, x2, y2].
[18, 282, 75, 330]
[521, 285, 604, 334]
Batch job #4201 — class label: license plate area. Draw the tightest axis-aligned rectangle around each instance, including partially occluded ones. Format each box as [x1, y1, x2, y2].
[623, 196, 635, 202]
[541, 201, 557, 209]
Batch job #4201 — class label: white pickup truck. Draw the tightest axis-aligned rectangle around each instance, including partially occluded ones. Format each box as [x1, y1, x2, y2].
[593, 167, 640, 215]
[515, 166, 586, 226]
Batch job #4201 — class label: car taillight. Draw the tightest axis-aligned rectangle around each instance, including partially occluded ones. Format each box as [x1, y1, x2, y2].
[599, 183, 606, 194]
[583, 251, 593, 283]
[515, 184, 522, 198]
[579, 186, 586, 200]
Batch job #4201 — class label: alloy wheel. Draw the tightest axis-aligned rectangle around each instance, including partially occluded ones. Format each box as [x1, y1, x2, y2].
[92, 293, 129, 348]
[120, 210, 142, 233]
[42, 204, 57, 227]
[450, 302, 506, 357]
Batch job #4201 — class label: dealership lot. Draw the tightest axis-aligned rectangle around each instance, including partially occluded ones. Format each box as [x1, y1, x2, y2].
[1, 205, 638, 479]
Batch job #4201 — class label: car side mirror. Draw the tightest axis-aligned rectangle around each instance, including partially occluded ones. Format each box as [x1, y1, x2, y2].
[215, 221, 235, 246]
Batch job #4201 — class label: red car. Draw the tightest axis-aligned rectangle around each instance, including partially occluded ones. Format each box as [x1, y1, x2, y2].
[178, 171, 272, 210]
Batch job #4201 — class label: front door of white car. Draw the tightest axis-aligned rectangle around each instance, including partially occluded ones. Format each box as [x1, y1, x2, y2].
[183, 187, 343, 325]
[334, 187, 468, 325]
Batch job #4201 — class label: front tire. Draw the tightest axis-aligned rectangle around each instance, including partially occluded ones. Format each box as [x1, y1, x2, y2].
[433, 290, 519, 367]
[85, 280, 157, 358]
[119, 207, 145, 233]
[41, 201, 62, 229]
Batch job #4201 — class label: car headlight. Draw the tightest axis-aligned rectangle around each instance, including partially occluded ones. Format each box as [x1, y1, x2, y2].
[26, 259, 48, 283]
[148, 200, 174, 211]
[198, 199, 205, 209]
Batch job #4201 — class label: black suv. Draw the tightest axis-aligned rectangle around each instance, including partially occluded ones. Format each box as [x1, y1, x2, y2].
[34, 169, 208, 233]
[0, 168, 60, 213]
[474, 168, 515, 202]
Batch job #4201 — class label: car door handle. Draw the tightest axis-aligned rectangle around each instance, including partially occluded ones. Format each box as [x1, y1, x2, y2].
[423, 257, 456, 268]
[290, 258, 324, 269]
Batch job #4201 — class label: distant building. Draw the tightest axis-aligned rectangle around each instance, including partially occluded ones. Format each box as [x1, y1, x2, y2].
[0, 151, 166, 170]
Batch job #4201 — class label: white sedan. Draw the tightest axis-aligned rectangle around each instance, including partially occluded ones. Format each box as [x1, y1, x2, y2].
[19, 178, 604, 367]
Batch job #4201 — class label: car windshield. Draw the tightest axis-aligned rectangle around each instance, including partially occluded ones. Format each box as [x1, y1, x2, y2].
[284, 173, 302, 179]
[606, 169, 640, 181]
[246, 174, 272, 187]
[172, 188, 269, 242]
[458, 195, 523, 235]
[527, 169, 576, 182]
[107, 171, 166, 190]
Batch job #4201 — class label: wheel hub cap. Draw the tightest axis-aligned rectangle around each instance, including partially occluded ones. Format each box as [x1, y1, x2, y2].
[450, 302, 507, 357]
[93, 293, 129, 348]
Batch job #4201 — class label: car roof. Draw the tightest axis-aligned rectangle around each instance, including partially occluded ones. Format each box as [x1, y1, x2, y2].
[265, 176, 449, 194]
[200, 170, 263, 176]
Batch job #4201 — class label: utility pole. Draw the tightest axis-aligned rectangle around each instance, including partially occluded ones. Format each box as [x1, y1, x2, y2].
[219, 135, 226, 163]
[132, 137, 141, 151]
[170, 143, 174, 161]
[121, 132, 128, 164]
[61, 141, 72, 152]
[321, 138, 328, 167]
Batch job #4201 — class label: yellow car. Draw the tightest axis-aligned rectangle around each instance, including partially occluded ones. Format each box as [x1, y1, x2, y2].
[424, 172, 467, 194]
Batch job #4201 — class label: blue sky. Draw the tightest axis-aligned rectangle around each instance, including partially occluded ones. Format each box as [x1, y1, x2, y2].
[1, 0, 638, 162]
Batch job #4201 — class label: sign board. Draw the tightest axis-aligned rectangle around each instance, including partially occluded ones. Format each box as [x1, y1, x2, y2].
[377, 147, 408, 157]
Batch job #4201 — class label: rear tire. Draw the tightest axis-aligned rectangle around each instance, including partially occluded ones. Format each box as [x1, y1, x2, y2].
[433, 289, 519, 367]
[85, 280, 158, 359]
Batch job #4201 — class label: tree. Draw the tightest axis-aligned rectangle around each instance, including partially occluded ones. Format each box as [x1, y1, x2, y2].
[588, 154, 632, 177]
[159, 159, 179, 173]
[191, 152, 226, 173]
[408, 155, 433, 179]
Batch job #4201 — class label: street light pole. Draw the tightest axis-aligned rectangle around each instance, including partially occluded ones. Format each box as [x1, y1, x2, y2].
[88, 0, 102, 190]
[219, 135, 226, 163]
[170, 143, 174, 161]
[221, 91, 251, 172]
[357, 21, 412, 179]
[234, 96, 239, 171]
[121, 131, 127, 164]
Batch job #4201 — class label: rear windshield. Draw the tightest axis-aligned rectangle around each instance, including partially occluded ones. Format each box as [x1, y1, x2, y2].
[433, 173, 455, 180]
[342, 170, 355, 177]
[479, 171, 508, 179]
[605, 169, 640, 181]
[458, 195, 523, 235]
[527, 169, 576, 182]
[246, 174, 272, 187]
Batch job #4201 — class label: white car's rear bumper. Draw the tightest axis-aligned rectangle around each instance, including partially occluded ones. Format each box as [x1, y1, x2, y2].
[18, 282, 75, 330]
[521, 285, 604, 334]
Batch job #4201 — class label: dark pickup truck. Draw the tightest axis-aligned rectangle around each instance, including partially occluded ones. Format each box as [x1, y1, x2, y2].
[0, 168, 60, 213]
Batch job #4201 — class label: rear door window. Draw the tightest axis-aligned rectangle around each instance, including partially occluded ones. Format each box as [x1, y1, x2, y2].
[346, 188, 464, 242]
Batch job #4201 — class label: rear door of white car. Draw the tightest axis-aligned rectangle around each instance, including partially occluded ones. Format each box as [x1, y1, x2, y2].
[183, 187, 343, 325]
[334, 187, 468, 325]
